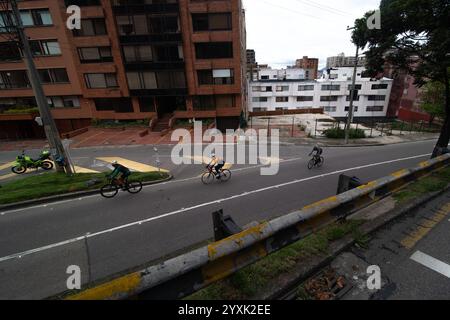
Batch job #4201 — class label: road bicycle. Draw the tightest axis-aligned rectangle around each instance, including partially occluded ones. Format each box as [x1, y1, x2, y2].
[307, 155, 324, 170]
[201, 165, 232, 184]
[100, 176, 143, 198]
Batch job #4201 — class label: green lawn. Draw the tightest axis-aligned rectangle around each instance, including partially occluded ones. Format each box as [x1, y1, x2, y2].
[0, 171, 169, 205]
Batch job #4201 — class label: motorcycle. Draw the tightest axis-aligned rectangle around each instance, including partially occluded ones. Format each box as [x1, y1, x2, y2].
[11, 150, 54, 174]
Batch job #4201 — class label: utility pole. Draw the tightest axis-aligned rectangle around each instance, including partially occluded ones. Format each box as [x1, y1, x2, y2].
[345, 26, 359, 145]
[9, 0, 73, 173]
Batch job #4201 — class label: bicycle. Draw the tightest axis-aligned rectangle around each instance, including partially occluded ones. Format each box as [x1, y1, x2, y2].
[307, 155, 324, 170]
[100, 175, 143, 198]
[201, 165, 231, 184]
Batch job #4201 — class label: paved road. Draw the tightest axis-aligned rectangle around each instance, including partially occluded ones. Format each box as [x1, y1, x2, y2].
[0, 140, 438, 299]
[331, 190, 450, 300]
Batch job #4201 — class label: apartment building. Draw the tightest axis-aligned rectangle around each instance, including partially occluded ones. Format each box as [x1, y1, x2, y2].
[292, 56, 318, 80]
[0, 0, 247, 139]
[326, 52, 366, 69]
[248, 67, 393, 120]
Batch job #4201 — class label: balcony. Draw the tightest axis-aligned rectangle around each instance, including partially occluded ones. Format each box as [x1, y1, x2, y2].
[112, 0, 179, 14]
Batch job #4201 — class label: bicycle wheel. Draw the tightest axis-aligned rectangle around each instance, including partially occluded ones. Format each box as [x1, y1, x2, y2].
[100, 184, 119, 198]
[220, 170, 231, 182]
[127, 180, 143, 194]
[307, 159, 315, 170]
[317, 157, 324, 168]
[201, 172, 214, 185]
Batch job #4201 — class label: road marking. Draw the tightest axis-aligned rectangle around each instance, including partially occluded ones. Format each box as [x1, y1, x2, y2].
[401, 203, 450, 249]
[0, 173, 16, 181]
[73, 166, 100, 173]
[96, 157, 169, 173]
[410, 251, 450, 278]
[0, 162, 14, 171]
[0, 153, 431, 262]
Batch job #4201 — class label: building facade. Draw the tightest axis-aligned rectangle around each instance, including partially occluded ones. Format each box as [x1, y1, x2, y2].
[248, 67, 393, 120]
[292, 56, 318, 80]
[0, 0, 247, 139]
[326, 52, 366, 69]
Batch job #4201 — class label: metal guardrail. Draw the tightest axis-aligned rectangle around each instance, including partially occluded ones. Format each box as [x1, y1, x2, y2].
[59, 154, 450, 300]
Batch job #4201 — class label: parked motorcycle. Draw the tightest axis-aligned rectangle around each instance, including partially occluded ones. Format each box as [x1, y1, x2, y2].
[11, 150, 54, 174]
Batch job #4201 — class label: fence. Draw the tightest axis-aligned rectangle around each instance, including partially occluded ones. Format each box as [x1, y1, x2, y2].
[57, 153, 450, 300]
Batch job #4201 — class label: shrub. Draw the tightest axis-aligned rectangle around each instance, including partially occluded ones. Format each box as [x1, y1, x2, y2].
[323, 127, 366, 139]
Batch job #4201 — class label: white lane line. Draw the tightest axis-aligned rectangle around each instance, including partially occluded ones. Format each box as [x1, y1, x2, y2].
[410, 251, 450, 278]
[0, 153, 431, 263]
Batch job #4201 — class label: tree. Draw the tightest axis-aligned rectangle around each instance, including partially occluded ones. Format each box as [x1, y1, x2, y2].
[351, 0, 450, 157]
[421, 81, 446, 124]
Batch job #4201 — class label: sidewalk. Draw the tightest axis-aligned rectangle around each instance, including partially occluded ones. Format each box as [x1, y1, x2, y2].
[0, 126, 440, 152]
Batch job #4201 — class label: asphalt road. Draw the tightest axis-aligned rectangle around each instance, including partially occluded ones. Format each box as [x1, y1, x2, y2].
[0, 140, 439, 299]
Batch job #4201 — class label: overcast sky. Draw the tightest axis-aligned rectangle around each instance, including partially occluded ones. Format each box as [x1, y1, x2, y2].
[243, 0, 381, 69]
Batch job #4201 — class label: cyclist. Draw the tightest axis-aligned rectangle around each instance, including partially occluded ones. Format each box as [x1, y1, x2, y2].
[207, 153, 226, 179]
[308, 144, 323, 165]
[109, 160, 131, 188]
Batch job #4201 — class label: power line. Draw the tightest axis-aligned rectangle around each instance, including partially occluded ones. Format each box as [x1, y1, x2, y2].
[293, 0, 354, 17]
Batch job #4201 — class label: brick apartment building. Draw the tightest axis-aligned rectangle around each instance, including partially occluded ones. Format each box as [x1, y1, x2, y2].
[0, 0, 247, 139]
[293, 56, 318, 80]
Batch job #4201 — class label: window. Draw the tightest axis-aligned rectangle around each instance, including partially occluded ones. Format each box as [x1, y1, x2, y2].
[252, 97, 268, 102]
[85, 73, 118, 88]
[192, 13, 232, 31]
[126, 71, 157, 89]
[47, 96, 80, 108]
[193, 95, 235, 110]
[276, 97, 289, 103]
[38, 69, 69, 84]
[344, 106, 358, 112]
[74, 19, 107, 36]
[372, 84, 388, 90]
[276, 85, 289, 92]
[0, 70, 30, 89]
[195, 42, 233, 59]
[19, 9, 52, 27]
[94, 98, 133, 112]
[127, 71, 185, 89]
[348, 84, 362, 90]
[122, 45, 153, 62]
[298, 85, 314, 91]
[323, 106, 337, 112]
[320, 96, 339, 102]
[297, 96, 313, 102]
[197, 69, 234, 85]
[366, 106, 384, 112]
[262, 86, 272, 92]
[78, 47, 113, 63]
[346, 95, 360, 101]
[321, 84, 340, 91]
[0, 42, 21, 61]
[252, 107, 267, 112]
[116, 14, 179, 35]
[261, 75, 269, 80]
[368, 95, 386, 101]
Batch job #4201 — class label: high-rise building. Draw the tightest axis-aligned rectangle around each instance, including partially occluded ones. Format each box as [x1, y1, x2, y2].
[294, 56, 318, 80]
[0, 0, 247, 139]
[326, 52, 366, 69]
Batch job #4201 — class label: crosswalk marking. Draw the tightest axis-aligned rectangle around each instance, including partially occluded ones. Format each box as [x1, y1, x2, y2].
[0, 162, 14, 171]
[96, 157, 168, 173]
[73, 166, 100, 173]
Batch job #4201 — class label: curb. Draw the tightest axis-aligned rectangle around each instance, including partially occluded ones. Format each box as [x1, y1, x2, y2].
[261, 183, 450, 300]
[0, 174, 173, 212]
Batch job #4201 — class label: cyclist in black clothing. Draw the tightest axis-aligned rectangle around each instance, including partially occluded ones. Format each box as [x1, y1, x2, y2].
[109, 160, 131, 188]
[309, 144, 323, 165]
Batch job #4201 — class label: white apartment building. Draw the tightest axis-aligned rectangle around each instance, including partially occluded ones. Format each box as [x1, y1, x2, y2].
[248, 67, 393, 119]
